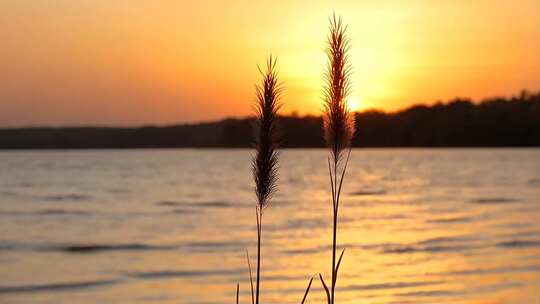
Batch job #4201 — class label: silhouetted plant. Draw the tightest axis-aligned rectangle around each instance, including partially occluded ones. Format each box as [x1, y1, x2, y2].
[235, 55, 281, 304]
[234, 56, 315, 304]
[319, 14, 355, 304]
[251, 55, 281, 304]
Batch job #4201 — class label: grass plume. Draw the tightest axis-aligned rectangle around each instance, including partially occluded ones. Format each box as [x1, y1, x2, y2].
[319, 14, 355, 304]
[253, 56, 280, 212]
[323, 14, 354, 161]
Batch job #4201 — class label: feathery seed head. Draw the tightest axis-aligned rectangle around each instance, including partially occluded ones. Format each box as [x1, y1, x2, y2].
[323, 14, 355, 161]
[252, 55, 281, 212]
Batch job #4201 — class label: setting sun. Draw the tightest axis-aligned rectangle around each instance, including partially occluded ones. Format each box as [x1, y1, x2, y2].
[346, 96, 363, 112]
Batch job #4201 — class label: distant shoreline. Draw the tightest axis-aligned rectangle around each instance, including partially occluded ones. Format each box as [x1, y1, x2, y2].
[1, 92, 539, 149]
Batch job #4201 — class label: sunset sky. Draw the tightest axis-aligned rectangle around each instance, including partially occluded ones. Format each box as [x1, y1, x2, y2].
[1, 0, 539, 127]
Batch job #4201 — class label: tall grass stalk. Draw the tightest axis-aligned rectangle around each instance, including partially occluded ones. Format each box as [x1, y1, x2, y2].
[235, 56, 314, 304]
[319, 14, 355, 304]
[251, 55, 281, 304]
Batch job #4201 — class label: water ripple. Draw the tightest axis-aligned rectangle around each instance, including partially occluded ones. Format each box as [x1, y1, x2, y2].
[0, 279, 119, 294]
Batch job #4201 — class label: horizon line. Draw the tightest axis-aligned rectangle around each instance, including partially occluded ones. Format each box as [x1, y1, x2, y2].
[1, 89, 537, 130]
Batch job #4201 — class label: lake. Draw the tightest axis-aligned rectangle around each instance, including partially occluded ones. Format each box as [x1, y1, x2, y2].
[0, 149, 539, 304]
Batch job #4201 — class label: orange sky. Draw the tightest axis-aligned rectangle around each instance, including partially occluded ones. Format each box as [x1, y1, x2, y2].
[1, 0, 539, 126]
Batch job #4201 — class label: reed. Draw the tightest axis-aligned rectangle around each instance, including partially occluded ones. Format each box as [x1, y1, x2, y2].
[238, 56, 314, 304]
[250, 55, 281, 304]
[319, 14, 355, 304]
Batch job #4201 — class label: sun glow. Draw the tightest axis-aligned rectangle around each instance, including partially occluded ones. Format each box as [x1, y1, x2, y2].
[346, 96, 363, 112]
[0, 1, 538, 126]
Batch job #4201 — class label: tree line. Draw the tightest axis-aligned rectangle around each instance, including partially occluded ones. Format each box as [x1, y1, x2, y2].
[1, 91, 539, 149]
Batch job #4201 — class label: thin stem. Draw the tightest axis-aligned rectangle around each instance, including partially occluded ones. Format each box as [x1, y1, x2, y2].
[331, 157, 339, 304]
[319, 273, 331, 304]
[236, 283, 239, 304]
[335, 149, 351, 211]
[331, 194, 337, 304]
[334, 157, 338, 209]
[300, 277, 314, 304]
[246, 250, 255, 304]
[327, 157, 335, 207]
[330, 150, 350, 304]
[255, 209, 262, 304]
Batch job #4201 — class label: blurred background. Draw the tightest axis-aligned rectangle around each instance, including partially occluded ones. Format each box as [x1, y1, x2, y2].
[0, 1, 539, 304]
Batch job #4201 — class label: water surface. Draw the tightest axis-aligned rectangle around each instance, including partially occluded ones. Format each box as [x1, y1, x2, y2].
[0, 149, 539, 303]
